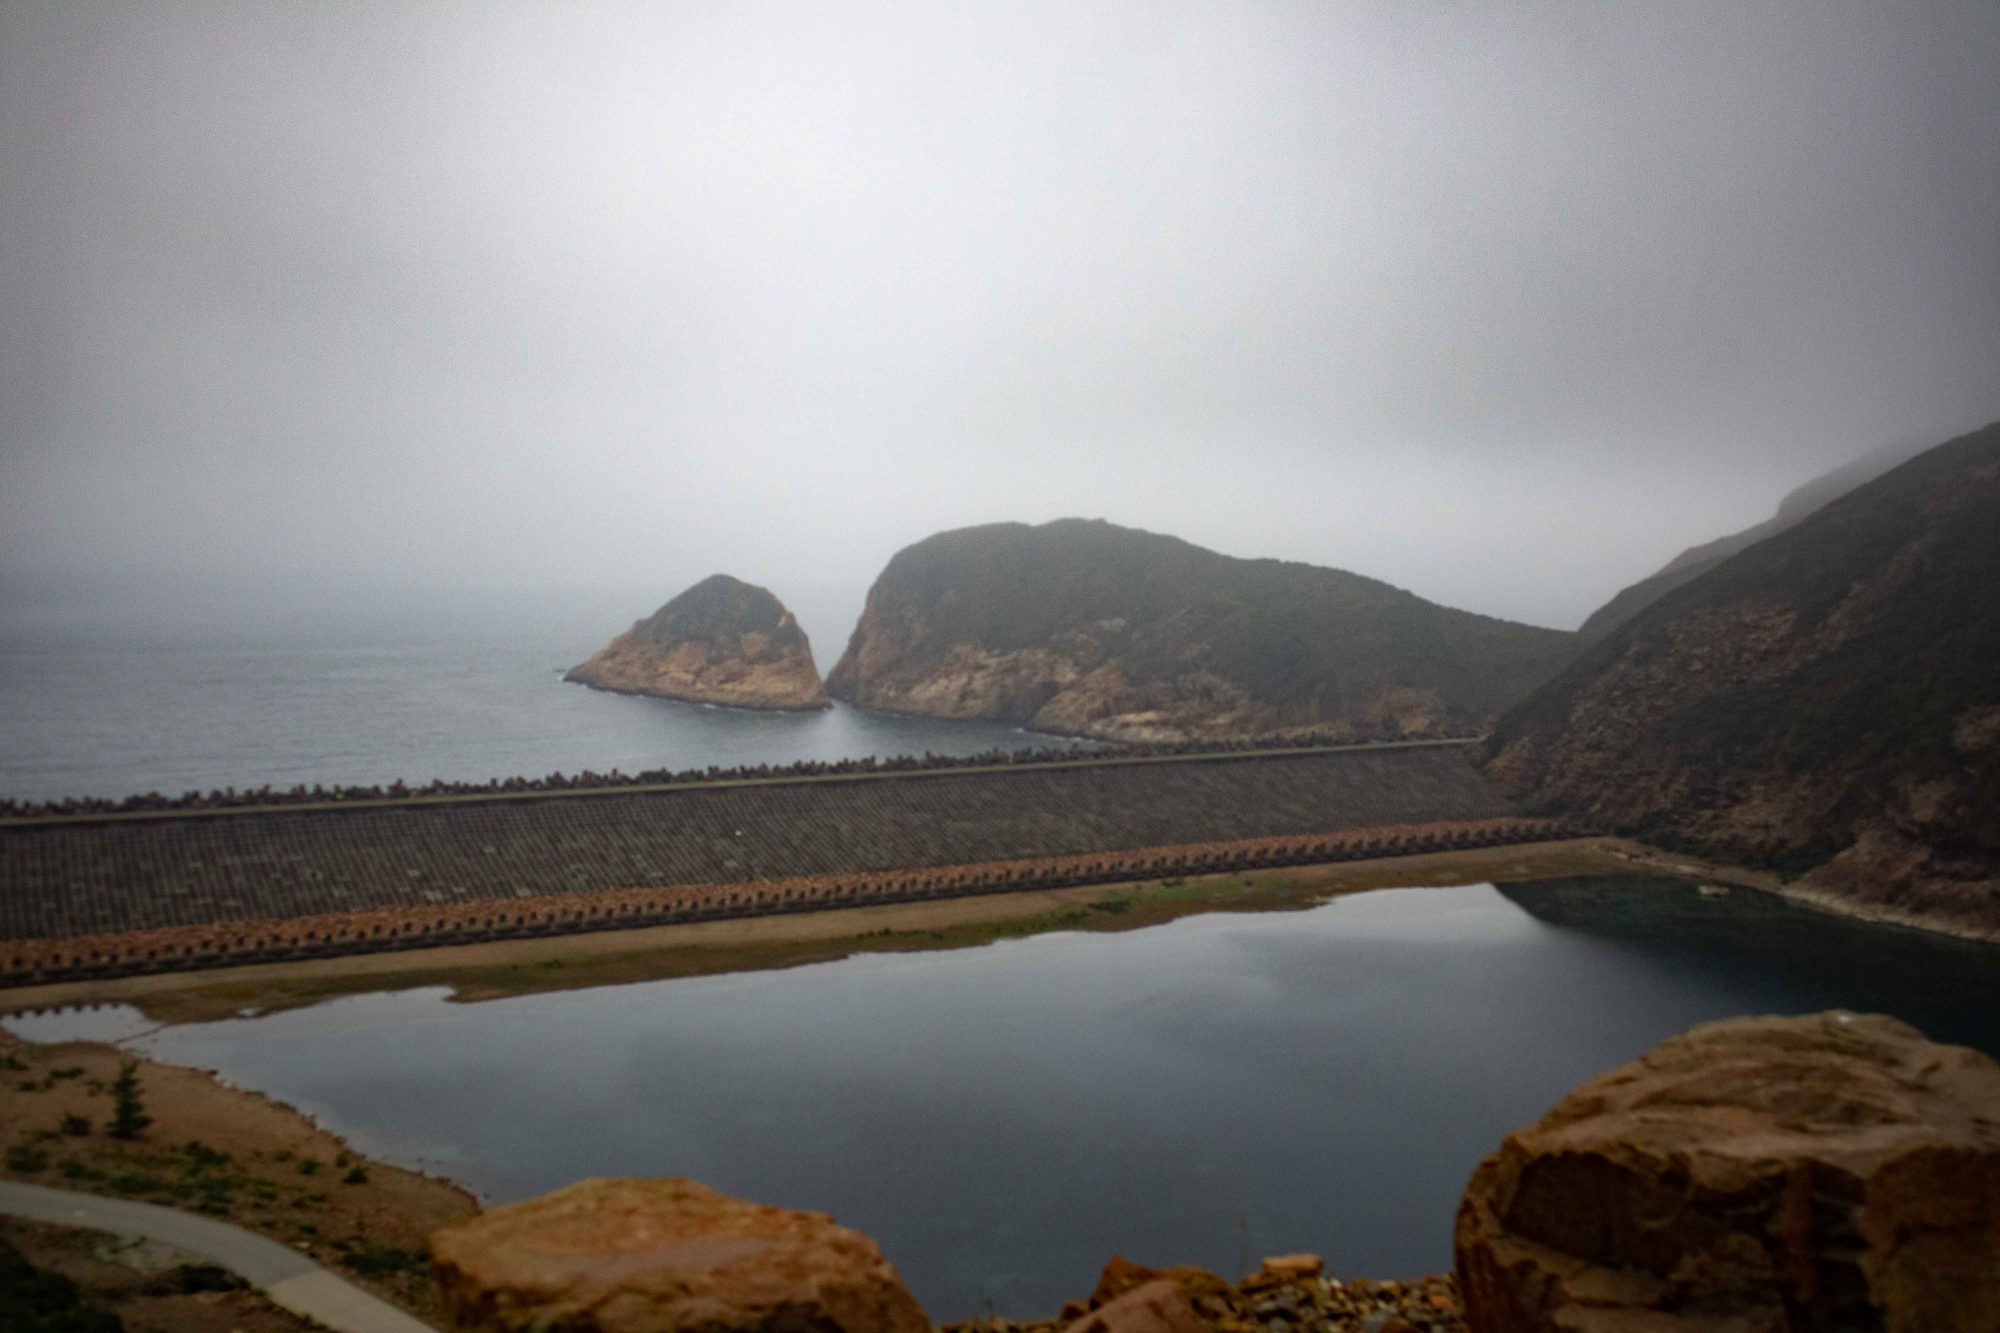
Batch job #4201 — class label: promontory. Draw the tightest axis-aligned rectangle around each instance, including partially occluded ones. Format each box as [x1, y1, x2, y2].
[567, 574, 831, 712]
[825, 518, 1574, 742]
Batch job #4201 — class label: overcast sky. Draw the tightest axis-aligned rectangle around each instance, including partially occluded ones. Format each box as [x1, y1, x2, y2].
[4, 0, 1997, 640]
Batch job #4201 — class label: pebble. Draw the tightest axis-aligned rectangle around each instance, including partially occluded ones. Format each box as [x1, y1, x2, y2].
[943, 1256, 1467, 1333]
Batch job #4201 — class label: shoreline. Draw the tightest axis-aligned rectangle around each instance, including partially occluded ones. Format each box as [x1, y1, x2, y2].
[0, 1024, 476, 1323]
[561, 669, 834, 713]
[2, 839, 1627, 1024]
[1599, 841, 2000, 945]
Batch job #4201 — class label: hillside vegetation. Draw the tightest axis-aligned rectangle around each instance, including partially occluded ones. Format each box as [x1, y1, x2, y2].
[1485, 422, 2000, 935]
[827, 519, 1574, 741]
[1578, 436, 1930, 640]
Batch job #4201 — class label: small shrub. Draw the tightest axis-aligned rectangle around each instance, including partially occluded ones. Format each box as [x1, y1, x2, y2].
[108, 1063, 151, 1140]
[59, 1114, 90, 1137]
[296, 1157, 320, 1176]
[5, 1143, 50, 1173]
[343, 1166, 369, 1185]
[182, 1141, 230, 1170]
[339, 1244, 426, 1280]
[0, 1239, 122, 1333]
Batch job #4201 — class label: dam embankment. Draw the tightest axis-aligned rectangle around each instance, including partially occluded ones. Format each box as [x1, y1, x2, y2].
[1, 741, 1552, 985]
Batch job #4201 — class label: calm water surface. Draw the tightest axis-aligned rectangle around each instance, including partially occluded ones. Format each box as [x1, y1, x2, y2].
[0, 591, 1077, 801]
[12, 878, 1998, 1320]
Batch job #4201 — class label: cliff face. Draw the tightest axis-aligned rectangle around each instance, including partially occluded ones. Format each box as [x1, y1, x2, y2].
[567, 575, 830, 712]
[825, 519, 1574, 742]
[1483, 423, 2000, 935]
[1578, 436, 1930, 641]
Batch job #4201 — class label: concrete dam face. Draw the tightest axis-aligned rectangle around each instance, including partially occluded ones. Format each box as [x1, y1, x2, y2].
[2, 744, 1546, 983]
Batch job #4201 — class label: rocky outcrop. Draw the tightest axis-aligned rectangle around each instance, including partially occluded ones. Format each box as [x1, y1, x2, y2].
[429, 1177, 930, 1333]
[827, 519, 1573, 742]
[949, 1253, 1467, 1333]
[1455, 1011, 2000, 1333]
[1482, 423, 2000, 936]
[567, 575, 830, 712]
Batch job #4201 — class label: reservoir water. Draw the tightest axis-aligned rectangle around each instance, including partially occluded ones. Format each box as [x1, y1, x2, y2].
[13, 877, 1999, 1320]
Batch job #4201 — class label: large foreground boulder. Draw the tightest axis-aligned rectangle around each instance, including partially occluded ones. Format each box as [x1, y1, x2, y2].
[1455, 1011, 2000, 1333]
[430, 1177, 931, 1333]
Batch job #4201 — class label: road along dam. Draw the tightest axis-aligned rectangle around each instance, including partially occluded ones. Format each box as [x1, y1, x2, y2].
[1, 741, 1569, 986]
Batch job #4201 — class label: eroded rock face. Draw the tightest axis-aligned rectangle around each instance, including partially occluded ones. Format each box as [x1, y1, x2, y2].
[1455, 1011, 2000, 1333]
[827, 518, 1572, 742]
[430, 1177, 931, 1333]
[567, 575, 830, 712]
[1483, 423, 2000, 937]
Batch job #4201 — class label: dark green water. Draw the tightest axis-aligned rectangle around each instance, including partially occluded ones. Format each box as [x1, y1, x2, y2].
[10, 877, 1997, 1321]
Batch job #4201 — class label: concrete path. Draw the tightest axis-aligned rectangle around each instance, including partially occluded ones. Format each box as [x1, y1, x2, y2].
[0, 1179, 437, 1332]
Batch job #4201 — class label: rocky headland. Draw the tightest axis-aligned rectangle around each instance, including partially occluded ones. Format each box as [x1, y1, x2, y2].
[567, 575, 830, 712]
[1483, 422, 2000, 938]
[826, 519, 1574, 742]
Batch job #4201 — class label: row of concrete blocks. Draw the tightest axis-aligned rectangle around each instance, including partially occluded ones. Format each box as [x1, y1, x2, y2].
[1, 820, 1570, 988]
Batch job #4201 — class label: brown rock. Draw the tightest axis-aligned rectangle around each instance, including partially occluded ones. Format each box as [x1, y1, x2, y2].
[1086, 1255, 1234, 1313]
[567, 575, 831, 712]
[1455, 1011, 2000, 1333]
[1062, 1279, 1206, 1333]
[1088, 1256, 1163, 1307]
[429, 1176, 930, 1333]
[1252, 1253, 1324, 1282]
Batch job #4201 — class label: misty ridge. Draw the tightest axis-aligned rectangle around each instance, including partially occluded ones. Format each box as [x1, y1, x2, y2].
[4, 1, 1999, 644]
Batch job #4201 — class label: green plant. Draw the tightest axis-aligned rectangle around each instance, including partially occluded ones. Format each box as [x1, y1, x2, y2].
[339, 1244, 426, 1280]
[108, 1063, 151, 1140]
[5, 1143, 51, 1173]
[182, 1141, 230, 1170]
[296, 1157, 320, 1175]
[59, 1114, 90, 1137]
[343, 1165, 370, 1185]
[0, 1239, 123, 1333]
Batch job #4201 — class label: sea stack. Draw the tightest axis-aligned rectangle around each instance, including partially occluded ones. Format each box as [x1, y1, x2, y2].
[567, 575, 831, 712]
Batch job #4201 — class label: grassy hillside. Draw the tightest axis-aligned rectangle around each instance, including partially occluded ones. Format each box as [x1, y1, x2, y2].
[828, 519, 1574, 740]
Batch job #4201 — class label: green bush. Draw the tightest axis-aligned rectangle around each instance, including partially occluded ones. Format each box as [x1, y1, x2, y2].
[6, 1143, 51, 1173]
[339, 1244, 426, 1280]
[0, 1239, 123, 1333]
[107, 1064, 150, 1141]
